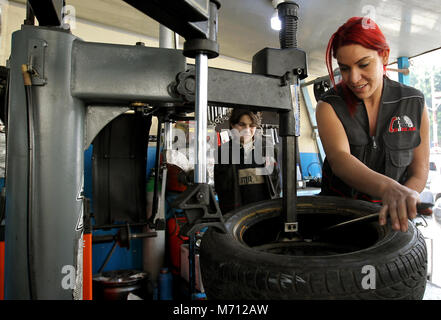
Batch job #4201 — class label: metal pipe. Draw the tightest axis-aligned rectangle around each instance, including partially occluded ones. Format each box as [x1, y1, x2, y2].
[194, 53, 208, 184]
[159, 165, 168, 215]
[92, 222, 151, 231]
[208, 106, 212, 124]
[159, 25, 174, 49]
[174, 33, 180, 49]
[92, 231, 157, 243]
[130, 231, 158, 239]
[164, 121, 173, 152]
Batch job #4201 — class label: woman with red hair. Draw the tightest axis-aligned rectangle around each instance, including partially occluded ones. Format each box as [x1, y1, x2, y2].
[316, 17, 430, 232]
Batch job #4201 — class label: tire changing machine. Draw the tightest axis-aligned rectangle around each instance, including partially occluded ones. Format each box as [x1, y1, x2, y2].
[4, 0, 306, 299]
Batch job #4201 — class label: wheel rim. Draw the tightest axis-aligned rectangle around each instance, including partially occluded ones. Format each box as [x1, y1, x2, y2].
[233, 206, 385, 256]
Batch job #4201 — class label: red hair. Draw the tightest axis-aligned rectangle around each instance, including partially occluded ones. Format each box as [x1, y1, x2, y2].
[326, 17, 390, 115]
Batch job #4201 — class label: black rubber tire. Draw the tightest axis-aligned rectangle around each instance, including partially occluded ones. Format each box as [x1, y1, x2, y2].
[200, 196, 427, 300]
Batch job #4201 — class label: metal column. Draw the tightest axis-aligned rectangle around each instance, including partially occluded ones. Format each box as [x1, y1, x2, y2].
[5, 25, 85, 299]
[194, 53, 208, 184]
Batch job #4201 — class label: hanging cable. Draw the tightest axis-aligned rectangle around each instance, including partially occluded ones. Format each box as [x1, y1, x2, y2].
[21, 64, 37, 299]
[97, 240, 118, 274]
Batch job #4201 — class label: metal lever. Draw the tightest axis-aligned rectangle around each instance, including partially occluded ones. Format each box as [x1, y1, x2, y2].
[314, 202, 434, 240]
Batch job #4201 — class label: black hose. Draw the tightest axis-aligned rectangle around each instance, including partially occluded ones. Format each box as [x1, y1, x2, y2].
[277, 1, 299, 49]
[97, 240, 118, 274]
[22, 65, 37, 299]
[279, 16, 298, 49]
[150, 118, 162, 224]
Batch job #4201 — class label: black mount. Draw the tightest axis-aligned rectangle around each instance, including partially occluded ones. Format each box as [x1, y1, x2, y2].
[182, 1, 220, 59]
[252, 1, 307, 233]
[172, 183, 226, 237]
[172, 182, 226, 300]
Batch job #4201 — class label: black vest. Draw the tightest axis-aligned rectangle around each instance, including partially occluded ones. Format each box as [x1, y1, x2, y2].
[214, 135, 281, 214]
[320, 77, 425, 201]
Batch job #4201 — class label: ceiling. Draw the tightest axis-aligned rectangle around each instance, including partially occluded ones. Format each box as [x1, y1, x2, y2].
[15, 0, 441, 78]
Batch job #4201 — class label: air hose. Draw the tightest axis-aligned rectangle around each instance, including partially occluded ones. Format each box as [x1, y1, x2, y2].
[277, 1, 299, 49]
[21, 64, 37, 299]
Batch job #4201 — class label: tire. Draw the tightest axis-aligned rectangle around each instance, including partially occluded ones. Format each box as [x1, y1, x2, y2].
[200, 196, 427, 300]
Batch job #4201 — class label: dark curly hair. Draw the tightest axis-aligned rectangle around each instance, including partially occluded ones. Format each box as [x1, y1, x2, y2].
[229, 108, 261, 129]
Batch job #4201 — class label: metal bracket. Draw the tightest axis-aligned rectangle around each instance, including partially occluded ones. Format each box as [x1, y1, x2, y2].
[284, 222, 298, 232]
[172, 183, 227, 236]
[28, 39, 48, 86]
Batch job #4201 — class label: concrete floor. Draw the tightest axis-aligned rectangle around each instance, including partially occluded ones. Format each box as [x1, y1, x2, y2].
[424, 281, 441, 300]
[417, 215, 441, 300]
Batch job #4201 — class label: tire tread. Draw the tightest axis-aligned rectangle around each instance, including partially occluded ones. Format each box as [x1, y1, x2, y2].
[200, 197, 427, 300]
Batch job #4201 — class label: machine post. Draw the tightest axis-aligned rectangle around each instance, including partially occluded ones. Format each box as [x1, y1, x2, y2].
[194, 53, 209, 184]
[278, 0, 302, 233]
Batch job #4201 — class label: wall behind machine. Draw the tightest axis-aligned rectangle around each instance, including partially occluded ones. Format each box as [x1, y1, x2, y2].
[0, 1, 252, 72]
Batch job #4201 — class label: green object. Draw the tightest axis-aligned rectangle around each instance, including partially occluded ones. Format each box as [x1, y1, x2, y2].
[147, 176, 157, 192]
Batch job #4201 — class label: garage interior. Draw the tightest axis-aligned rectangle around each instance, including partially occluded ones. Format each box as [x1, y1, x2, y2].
[0, 0, 440, 301]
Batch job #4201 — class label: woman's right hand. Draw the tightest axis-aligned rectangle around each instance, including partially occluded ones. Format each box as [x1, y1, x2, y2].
[378, 179, 420, 232]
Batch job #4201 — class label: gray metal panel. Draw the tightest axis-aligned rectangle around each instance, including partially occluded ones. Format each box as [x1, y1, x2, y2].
[207, 67, 292, 111]
[4, 29, 30, 300]
[71, 41, 186, 104]
[5, 25, 85, 299]
[84, 106, 130, 150]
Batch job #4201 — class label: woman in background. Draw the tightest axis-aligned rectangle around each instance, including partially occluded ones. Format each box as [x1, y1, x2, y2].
[214, 109, 281, 214]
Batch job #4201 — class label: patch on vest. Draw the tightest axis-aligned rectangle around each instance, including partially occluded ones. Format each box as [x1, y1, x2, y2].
[238, 168, 265, 186]
[388, 115, 416, 133]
